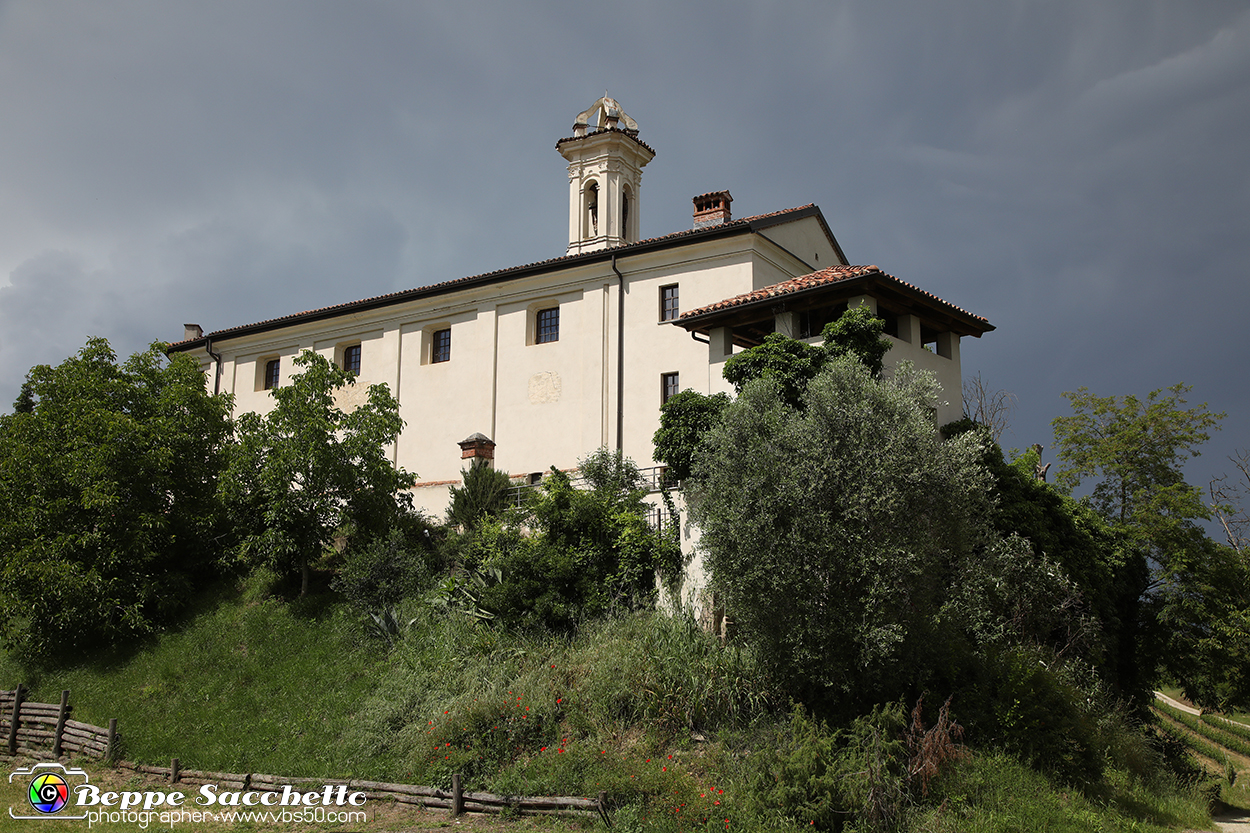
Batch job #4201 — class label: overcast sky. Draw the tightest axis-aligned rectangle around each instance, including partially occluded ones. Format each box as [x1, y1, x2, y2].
[2, 0, 1247, 512]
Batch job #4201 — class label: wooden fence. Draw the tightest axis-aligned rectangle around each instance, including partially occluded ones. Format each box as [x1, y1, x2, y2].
[0, 686, 609, 824]
[0, 686, 117, 760]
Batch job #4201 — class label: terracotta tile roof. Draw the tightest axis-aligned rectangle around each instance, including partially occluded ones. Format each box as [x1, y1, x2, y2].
[680, 265, 881, 318]
[678, 265, 993, 331]
[167, 205, 822, 349]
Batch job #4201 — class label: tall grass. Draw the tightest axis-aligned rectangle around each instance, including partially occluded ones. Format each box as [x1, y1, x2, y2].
[912, 752, 1212, 833]
[334, 606, 774, 789]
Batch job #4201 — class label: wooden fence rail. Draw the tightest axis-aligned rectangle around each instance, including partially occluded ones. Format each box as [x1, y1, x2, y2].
[0, 686, 610, 825]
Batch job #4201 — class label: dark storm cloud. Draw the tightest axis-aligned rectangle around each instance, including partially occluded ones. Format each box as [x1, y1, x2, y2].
[1, 0, 1246, 503]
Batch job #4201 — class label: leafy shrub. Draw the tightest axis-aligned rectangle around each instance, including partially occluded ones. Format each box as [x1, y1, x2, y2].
[985, 647, 1103, 786]
[331, 523, 436, 612]
[745, 703, 909, 831]
[454, 450, 681, 631]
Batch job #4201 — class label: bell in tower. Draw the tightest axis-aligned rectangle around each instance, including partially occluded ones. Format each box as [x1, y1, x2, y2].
[556, 96, 655, 255]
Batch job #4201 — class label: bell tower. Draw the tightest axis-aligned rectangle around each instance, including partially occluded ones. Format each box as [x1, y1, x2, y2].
[557, 96, 655, 255]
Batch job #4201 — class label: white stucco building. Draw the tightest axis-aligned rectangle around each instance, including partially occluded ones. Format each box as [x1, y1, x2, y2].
[169, 97, 994, 608]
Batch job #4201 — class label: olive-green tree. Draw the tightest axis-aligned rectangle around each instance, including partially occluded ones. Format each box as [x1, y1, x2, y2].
[690, 358, 1071, 711]
[0, 339, 232, 657]
[221, 350, 414, 596]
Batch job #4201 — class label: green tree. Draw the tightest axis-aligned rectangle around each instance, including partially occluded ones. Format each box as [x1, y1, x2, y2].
[689, 358, 1044, 710]
[944, 423, 1152, 702]
[222, 350, 414, 596]
[1051, 384, 1239, 706]
[447, 459, 515, 529]
[722, 333, 827, 410]
[722, 306, 893, 410]
[651, 390, 730, 481]
[1159, 536, 1250, 708]
[1051, 384, 1223, 556]
[821, 305, 892, 377]
[0, 339, 232, 657]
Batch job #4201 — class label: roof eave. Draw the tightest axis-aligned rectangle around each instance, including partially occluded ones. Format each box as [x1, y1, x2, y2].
[168, 207, 821, 352]
[675, 272, 994, 338]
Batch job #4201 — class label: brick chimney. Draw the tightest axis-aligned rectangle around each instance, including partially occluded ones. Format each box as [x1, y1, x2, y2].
[458, 432, 496, 464]
[693, 191, 732, 228]
[183, 323, 203, 341]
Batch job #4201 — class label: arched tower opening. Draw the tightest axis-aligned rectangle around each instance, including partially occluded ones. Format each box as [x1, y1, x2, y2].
[584, 180, 599, 240]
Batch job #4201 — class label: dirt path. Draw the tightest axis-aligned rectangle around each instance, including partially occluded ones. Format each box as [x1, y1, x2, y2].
[1156, 691, 1202, 715]
[1213, 809, 1250, 833]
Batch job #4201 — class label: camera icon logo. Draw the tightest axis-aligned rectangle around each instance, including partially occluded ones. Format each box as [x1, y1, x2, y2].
[9, 762, 88, 820]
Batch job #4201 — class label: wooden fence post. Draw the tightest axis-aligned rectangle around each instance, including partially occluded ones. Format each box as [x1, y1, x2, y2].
[52, 690, 69, 757]
[106, 718, 118, 762]
[7, 684, 24, 755]
[598, 791, 611, 828]
[451, 773, 463, 816]
[171, 758, 180, 784]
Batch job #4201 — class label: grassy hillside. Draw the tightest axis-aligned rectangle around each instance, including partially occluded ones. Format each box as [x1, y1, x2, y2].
[0, 586, 381, 777]
[0, 584, 1228, 832]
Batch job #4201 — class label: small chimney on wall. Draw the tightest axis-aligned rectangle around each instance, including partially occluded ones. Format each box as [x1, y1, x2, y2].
[184, 323, 203, 341]
[693, 191, 732, 229]
[458, 432, 496, 464]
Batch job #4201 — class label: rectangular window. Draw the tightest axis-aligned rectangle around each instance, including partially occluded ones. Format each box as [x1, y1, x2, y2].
[661, 372, 680, 404]
[536, 307, 559, 344]
[660, 285, 679, 321]
[264, 359, 280, 390]
[343, 344, 361, 375]
[432, 328, 451, 363]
